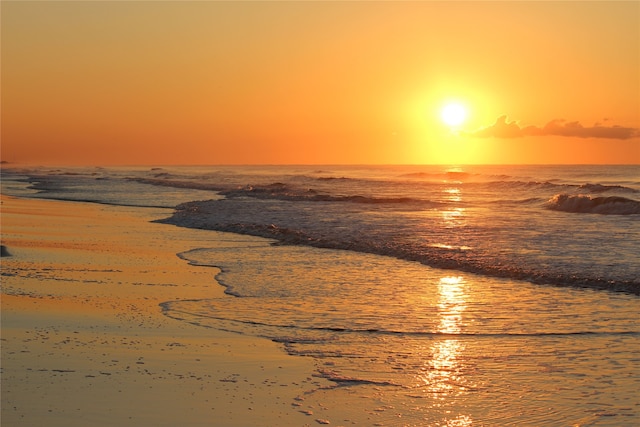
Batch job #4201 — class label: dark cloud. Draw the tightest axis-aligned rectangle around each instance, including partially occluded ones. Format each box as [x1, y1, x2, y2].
[467, 115, 640, 140]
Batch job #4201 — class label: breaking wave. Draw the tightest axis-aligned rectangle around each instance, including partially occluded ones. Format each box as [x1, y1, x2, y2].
[545, 194, 640, 215]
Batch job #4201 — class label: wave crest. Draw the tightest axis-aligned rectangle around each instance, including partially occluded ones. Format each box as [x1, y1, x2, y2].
[545, 194, 640, 215]
[577, 183, 638, 193]
[220, 183, 421, 204]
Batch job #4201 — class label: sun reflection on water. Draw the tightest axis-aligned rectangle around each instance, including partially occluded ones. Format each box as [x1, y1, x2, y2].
[443, 187, 462, 202]
[441, 207, 466, 228]
[440, 185, 465, 228]
[437, 276, 466, 335]
[417, 276, 473, 424]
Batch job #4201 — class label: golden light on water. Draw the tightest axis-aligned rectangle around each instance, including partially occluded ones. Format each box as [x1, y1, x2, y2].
[436, 276, 466, 335]
[417, 276, 473, 425]
[445, 414, 474, 426]
[441, 207, 466, 229]
[418, 276, 468, 387]
[443, 187, 462, 202]
[440, 183, 466, 228]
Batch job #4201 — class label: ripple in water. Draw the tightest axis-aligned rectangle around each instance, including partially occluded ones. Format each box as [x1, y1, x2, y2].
[162, 240, 640, 426]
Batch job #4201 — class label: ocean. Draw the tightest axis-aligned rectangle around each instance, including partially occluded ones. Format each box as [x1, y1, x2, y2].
[2, 164, 639, 426]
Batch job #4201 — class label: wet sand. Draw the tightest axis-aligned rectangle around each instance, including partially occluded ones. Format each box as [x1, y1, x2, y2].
[0, 195, 341, 426]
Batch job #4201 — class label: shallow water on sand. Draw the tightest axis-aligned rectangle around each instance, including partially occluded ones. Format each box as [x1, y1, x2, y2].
[3, 164, 640, 291]
[3, 164, 639, 424]
[164, 239, 640, 426]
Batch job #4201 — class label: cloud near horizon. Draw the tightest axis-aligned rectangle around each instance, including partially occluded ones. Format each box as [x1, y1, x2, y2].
[467, 115, 640, 140]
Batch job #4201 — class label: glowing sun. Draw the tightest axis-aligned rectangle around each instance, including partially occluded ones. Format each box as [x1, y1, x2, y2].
[441, 103, 468, 127]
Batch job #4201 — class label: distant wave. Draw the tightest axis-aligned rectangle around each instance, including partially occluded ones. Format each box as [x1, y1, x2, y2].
[577, 183, 639, 193]
[132, 175, 639, 205]
[545, 194, 640, 215]
[451, 179, 637, 194]
[399, 171, 471, 180]
[491, 197, 543, 205]
[128, 177, 224, 192]
[482, 180, 561, 191]
[468, 180, 635, 194]
[131, 178, 421, 204]
[315, 176, 355, 182]
[220, 183, 422, 205]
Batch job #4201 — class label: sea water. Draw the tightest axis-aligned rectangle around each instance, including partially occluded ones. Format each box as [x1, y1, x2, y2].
[2, 164, 639, 425]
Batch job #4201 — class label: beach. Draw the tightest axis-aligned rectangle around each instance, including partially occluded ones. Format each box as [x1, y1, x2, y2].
[0, 195, 344, 426]
[2, 163, 639, 426]
[2, 0, 638, 423]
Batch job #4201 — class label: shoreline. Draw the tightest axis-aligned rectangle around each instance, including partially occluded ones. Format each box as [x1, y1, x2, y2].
[0, 195, 339, 426]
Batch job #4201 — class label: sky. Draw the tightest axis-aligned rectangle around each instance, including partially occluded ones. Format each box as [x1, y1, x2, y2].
[2, 0, 639, 165]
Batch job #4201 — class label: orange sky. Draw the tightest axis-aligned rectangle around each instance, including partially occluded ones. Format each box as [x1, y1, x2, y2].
[2, 1, 639, 165]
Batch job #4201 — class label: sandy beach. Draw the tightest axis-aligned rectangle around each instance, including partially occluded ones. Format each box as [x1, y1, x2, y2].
[0, 195, 343, 426]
